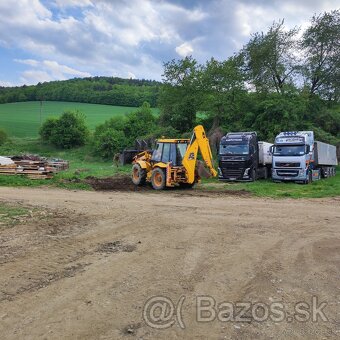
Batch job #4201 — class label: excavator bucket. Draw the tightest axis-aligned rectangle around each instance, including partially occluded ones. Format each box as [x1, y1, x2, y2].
[196, 160, 212, 178]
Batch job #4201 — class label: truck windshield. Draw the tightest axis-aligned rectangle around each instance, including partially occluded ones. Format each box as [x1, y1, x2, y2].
[273, 145, 305, 156]
[219, 144, 249, 155]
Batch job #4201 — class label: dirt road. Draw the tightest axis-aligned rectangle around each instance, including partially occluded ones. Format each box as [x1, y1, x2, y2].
[0, 187, 339, 339]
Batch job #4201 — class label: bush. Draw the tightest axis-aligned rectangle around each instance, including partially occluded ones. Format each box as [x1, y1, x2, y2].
[0, 129, 8, 145]
[94, 129, 127, 159]
[39, 110, 89, 149]
[141, 126, 180, 140]
[123, 102, 156, 145]
[39, 117, 58, 141]
[93, 102, 157, 159]
[93, 116, 127, 140]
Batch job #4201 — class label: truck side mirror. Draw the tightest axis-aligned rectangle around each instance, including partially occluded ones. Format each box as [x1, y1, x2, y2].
[270, 145, 274, 154]
[305, 145, 310, 154]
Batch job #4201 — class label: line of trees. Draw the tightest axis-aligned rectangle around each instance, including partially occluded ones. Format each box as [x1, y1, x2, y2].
[0, 77, 160, 107]
[158, 10, 340, 144]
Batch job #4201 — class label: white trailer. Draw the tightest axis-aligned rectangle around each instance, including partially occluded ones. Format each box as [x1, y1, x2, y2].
[259, 141, 273, 166]
[314, 141, 338, 177]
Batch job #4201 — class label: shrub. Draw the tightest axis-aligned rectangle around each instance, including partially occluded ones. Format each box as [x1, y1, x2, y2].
[93, 102, 161, 159]
[94, 129, 127, 159]
[39, 117, 58, 141]
[0, 129, 8, 145]
[39, 110, 89, 149]
[93, 116, 126, 140]
[123, 102, 156, 145]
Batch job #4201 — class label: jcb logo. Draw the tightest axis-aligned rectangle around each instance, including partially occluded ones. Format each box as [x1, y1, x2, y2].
[188, 152, 195, 160]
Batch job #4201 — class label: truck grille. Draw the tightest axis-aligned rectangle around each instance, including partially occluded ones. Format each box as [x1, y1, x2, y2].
[221, 168, 244, 178]
[275, 162, 300, 168]
[277, 170, 299, 177]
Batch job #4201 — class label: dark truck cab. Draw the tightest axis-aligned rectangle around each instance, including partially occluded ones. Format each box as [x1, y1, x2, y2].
[218, 132, 272, 181]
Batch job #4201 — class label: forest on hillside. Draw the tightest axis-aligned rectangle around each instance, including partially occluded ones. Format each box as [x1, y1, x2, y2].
[0, 77, 160, 107]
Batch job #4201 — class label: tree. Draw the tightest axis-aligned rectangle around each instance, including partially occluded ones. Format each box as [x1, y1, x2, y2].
[123, 102, 156, 145]
[93, 102, 156, 159]
[301, 10, 340, 100]
[243, 20, 299, 94]
[39, 117, 58, 142]
[200, 55, 246, 129]
[251, 93, 307, 141]
[159, 56, 202, 132]
[93, 116, 127, 139]
[39, 110, 89, 149]
[94, 129, 127, 159]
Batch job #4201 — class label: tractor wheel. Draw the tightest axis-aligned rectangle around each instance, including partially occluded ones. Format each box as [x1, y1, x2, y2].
[151, 168, 166, 190]
[132, 164, 147, 186]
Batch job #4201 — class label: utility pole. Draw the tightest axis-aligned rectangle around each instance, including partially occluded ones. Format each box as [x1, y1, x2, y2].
[39, 100, 43, 126]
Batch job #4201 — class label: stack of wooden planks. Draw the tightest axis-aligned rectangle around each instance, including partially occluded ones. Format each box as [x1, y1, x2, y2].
[0, 156, 69, 179]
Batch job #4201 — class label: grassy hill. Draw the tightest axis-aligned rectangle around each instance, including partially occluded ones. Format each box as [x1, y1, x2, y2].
[0, 101, 158, 137]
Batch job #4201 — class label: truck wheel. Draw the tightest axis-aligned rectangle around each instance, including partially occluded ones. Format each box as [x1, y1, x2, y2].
[251, 168, 257, 182]
[305, 171, 312, 184]
[263, 167, 268, 180]
[132, 164, 146, 186]
[317, 170, 321, 180]
[151, 168, 166, 190]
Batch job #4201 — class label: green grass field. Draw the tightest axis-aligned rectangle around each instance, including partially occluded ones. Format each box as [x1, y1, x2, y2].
[0, 101, 158, 137]
[201, 172, 340, 198]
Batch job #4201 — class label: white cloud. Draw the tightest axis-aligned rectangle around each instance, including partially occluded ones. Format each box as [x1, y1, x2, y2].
[15, 59, 91, 85]
[0, 0, 339, 85]
[21, 70, 54, 84]
[42, 60, 91, 77]
[175, 42, 194, 57]
[127, 71, 136, 79]
[234, 3, 277, 37]
[0, 0, 208, 82]
[14, 59, 40, 67]
[54, 0, 93, 8]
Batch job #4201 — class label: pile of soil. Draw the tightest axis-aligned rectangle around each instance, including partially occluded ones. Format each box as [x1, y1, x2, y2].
[84, 174, 147, 191]
[83, 174, 252, 196]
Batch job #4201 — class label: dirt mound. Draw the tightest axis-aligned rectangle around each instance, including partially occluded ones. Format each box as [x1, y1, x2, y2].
[84, 174, 252, 196]
[84, 174, 147, 191]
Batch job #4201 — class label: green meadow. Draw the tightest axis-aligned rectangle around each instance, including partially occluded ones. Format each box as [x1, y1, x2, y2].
[0, 101, 158, 137]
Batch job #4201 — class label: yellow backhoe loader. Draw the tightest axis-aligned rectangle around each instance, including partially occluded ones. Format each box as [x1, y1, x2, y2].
[131, 125, 217, 190]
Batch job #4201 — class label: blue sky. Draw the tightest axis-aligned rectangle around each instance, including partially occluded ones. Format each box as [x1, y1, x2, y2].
[0, 0, 338, 86]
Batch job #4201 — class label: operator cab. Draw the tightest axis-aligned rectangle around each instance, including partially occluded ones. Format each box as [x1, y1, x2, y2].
[151, 140, 189, 166]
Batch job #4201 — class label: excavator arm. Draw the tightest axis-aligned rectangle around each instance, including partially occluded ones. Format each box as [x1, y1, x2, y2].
[182, 125, 218, 184]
